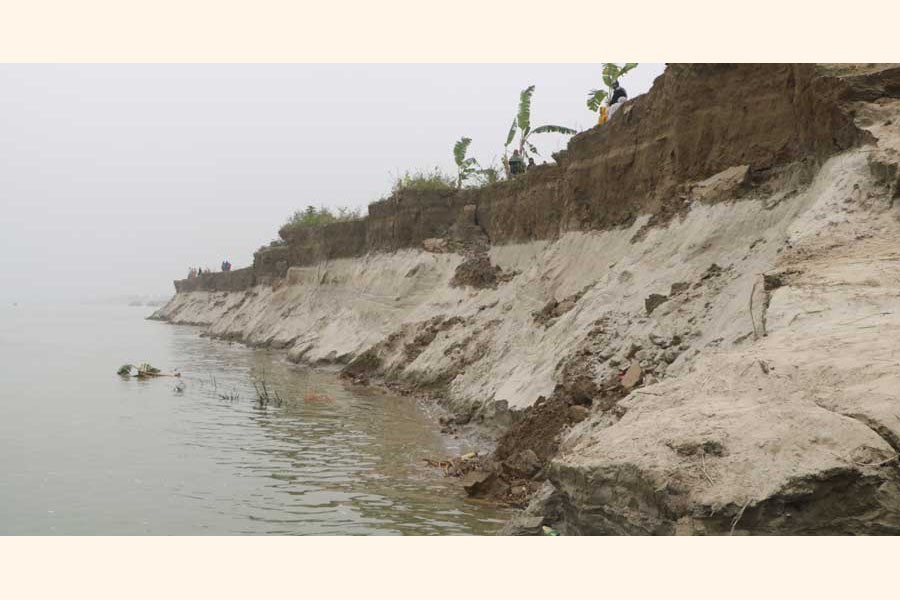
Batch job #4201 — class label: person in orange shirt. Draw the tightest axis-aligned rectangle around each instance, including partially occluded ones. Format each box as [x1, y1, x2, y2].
[597, 105, 608, 125]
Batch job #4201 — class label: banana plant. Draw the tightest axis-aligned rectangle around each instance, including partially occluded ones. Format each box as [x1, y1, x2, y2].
[587, 63, 639, 112]
[504, 85, 577, 168]
[453, 136, 479, 189]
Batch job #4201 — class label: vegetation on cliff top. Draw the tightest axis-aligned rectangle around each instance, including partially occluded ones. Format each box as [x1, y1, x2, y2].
[391, 167, 456, 193]
[502, 85, 577, 176]
[453, 137, 502, 189]
[453, 137, 479, 189]
[281, 66, 638, 233]
[282, 205, 363, 231]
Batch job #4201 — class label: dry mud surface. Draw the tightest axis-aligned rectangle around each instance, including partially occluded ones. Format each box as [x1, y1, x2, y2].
[154, 65, 900, 534]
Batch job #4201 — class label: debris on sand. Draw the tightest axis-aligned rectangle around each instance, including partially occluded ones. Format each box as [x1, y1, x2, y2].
[644, 293, 669, 315]
[422, 237, 450, 253]
[423, 451, 483, 477]
[423, 449, 537, 506]
[452, 395, 602, 507]
[620, 361, 643, 389]
[532, 286, 592, 328]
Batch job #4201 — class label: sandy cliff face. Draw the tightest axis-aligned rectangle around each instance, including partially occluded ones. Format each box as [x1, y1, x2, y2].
[154, 64, 900, 534]
[549, 150, 900, 534]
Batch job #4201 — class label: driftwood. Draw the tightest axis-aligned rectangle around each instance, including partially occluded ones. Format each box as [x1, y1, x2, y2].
[423, 452, 481, 477]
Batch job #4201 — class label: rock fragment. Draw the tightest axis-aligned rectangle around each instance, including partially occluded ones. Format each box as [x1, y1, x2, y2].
[621, 360, 643, 389]
[645, 293, 669, 315]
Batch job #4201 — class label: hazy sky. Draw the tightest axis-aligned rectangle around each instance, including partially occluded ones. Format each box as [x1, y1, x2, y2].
[0, 64, 665, 304]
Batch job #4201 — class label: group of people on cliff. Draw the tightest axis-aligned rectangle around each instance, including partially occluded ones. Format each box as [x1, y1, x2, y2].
[507, 151, 535, 176]
[507, 81, 627, 179]
[186, 260, 230, 279]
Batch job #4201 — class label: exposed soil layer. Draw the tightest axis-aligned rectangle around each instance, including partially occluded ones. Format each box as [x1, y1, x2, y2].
[495, 396, 583, 467]
[174, 64, 870, 292]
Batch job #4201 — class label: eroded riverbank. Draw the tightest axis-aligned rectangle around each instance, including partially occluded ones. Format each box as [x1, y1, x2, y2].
[153, 64, 900, 534]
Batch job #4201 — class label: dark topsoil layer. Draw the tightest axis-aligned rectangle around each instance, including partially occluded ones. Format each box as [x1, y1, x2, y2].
[177, 64, 872, 294]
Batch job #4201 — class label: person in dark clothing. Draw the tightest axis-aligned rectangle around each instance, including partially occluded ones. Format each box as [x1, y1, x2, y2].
[508, 149, 526, 176]
[610, 80, 627, 105]
[527, 157, 536, 170]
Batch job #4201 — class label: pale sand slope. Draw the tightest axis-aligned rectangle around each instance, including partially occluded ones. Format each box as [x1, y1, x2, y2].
[156, 150, 869, 417]
[550, 146, 900, 534]
[154, 79, 900, 532]
[156, 141, 900, 532]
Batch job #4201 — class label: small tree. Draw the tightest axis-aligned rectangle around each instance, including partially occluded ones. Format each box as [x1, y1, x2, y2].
[587, 63, 639, 113]
[453, 137, 479, 189]
[504, 85, 577, 175]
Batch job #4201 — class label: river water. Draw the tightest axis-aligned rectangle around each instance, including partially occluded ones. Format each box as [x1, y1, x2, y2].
[0, 304, 506, 535]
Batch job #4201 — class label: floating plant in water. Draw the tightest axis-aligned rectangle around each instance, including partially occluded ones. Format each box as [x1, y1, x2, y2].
[117, 363, 179, 378]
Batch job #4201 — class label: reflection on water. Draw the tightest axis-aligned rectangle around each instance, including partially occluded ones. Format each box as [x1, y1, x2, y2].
[0, 305, 506, 534]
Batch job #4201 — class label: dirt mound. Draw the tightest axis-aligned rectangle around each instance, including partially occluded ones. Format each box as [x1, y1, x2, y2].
[469, 343, 632, 507]
[450, 255, 515, 289]
[495, 396, 585, 466]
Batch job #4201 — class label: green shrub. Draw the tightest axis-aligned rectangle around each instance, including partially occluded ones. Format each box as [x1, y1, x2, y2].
[282, 205, 362, 231]
[391, 167, 455, 194]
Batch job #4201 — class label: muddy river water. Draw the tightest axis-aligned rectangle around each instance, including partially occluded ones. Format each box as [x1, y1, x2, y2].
[0, 304, 506, 534]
